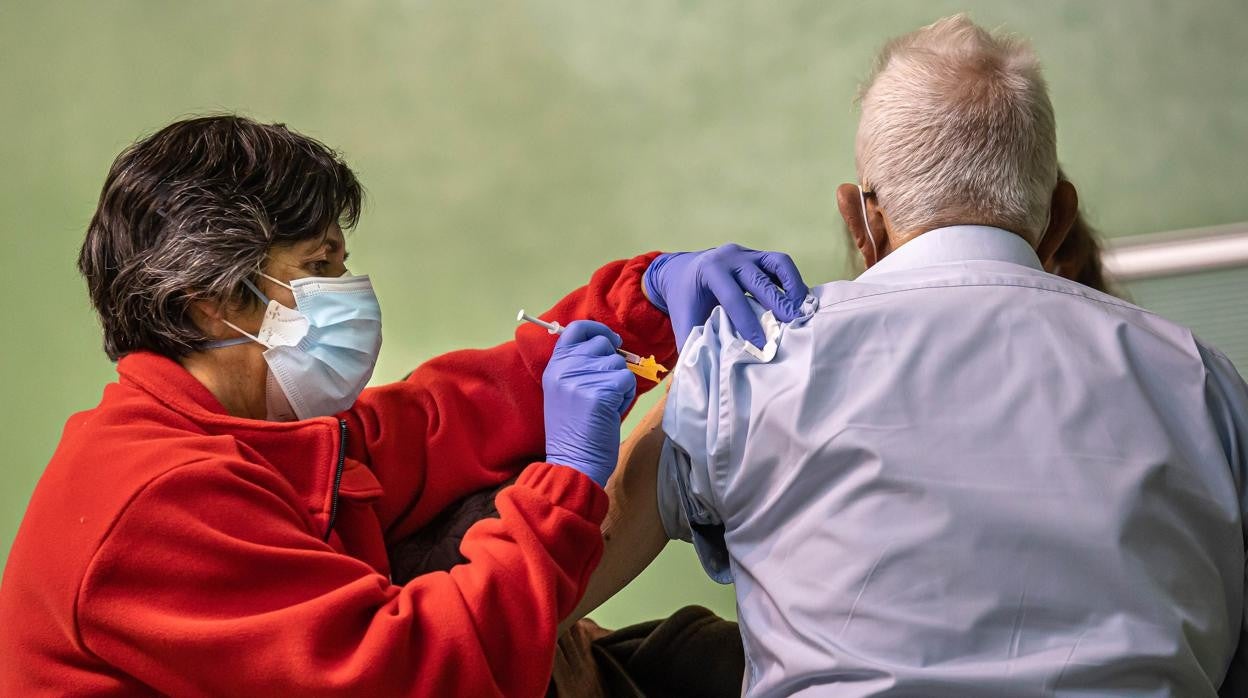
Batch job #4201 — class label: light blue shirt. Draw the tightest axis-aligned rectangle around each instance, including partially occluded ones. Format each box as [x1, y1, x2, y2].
[658, 225, 1248, 697]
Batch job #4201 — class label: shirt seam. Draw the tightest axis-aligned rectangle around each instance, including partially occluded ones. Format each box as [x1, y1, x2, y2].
[814, 278, 1152, 317]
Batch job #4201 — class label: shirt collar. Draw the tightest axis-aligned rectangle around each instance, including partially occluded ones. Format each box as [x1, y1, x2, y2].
[857, 225, 1044, 280]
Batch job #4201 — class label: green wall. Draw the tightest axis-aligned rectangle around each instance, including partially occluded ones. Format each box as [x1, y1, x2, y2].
[2, 0, 1246, 628]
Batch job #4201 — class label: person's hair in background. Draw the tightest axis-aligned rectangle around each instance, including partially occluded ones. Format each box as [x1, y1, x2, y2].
[78, 115, 363, 361]
[1048, 168, 1120, 297]
[856, 14, 1057, 242]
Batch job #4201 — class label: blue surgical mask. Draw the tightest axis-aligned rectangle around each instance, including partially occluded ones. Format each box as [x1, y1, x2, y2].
[208, 272, 382, 421]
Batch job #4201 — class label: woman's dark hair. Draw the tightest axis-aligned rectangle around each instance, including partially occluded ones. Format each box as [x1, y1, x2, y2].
[79, 114, 363, 360]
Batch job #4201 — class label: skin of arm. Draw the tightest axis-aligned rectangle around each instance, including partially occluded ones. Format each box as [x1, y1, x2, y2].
[560, 394, 670, 633]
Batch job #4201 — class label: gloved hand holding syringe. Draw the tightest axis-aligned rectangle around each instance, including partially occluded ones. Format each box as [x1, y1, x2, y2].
[517, 310, 668, 383]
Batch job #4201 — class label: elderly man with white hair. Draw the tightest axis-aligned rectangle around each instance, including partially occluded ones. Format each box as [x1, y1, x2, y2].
[569, 15, 1248, 697]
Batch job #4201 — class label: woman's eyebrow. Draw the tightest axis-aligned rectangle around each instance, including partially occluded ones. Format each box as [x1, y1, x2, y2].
[297, 238, 340, 259]
[297, 246, 326, 261]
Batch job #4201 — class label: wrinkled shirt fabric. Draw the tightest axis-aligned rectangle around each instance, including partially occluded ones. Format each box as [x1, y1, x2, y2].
[659, 225, 1248, 697]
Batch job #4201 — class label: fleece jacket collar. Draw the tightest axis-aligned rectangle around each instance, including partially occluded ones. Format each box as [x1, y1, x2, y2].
[114, 351, 366, 538]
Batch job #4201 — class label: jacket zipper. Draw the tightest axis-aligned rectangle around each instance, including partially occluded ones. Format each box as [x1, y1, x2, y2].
[324, 418, 348, 541]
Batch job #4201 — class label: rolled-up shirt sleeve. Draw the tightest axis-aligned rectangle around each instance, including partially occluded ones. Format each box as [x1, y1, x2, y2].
[658, 439, 732, 583]
[657, 306, 740, 584]
[656, 297, 813, 585]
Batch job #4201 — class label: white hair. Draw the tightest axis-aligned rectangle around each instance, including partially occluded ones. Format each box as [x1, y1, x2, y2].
[855, 15, 1058, 241]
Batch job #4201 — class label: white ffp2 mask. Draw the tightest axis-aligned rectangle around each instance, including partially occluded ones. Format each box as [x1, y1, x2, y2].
[209, 272, 382, 421]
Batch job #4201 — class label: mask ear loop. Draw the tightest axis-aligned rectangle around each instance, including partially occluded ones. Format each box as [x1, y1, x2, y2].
[205, 276, 277, 350]
[857, 184, 879, 259]
[244, 276, 277, 302]
[257, 272, 294, 292]
[204, 335, 253, 349]
[218, 318, 273, 349]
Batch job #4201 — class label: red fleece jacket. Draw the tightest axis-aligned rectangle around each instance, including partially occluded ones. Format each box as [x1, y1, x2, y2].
[0, 253, 675, 697]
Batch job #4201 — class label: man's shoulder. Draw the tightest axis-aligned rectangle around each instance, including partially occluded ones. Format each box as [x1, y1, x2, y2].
[808, 265, 1203, 338]
[785, 269, 1244, 388]
[685, 264, 1231, 384]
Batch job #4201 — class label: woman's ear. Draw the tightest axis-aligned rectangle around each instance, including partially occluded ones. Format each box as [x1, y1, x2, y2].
[836, 183, 884, 269]
[189, 299, 231, 339]
[1036, 180, 1078, 268]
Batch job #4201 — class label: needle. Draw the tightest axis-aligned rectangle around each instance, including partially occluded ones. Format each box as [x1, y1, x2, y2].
[516, 309, 668, 382]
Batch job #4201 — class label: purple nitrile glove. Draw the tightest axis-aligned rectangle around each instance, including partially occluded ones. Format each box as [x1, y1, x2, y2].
[643, 244, 809, 349]
[542, 320, 638, 488]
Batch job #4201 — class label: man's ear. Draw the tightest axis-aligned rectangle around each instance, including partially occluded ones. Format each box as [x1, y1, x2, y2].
[1036, 180, 1078, 268]
[836, 183, 884, 269]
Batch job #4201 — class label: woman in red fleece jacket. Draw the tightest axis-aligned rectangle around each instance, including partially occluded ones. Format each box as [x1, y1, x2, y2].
[0, 115, 808, 697]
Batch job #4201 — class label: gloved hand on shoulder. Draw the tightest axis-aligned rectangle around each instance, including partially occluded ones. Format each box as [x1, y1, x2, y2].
[643, 244, 809, 350]
[542, 321, 637, 487]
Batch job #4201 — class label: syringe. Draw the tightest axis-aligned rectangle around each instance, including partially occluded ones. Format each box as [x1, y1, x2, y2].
[517, 309, 668, 383]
